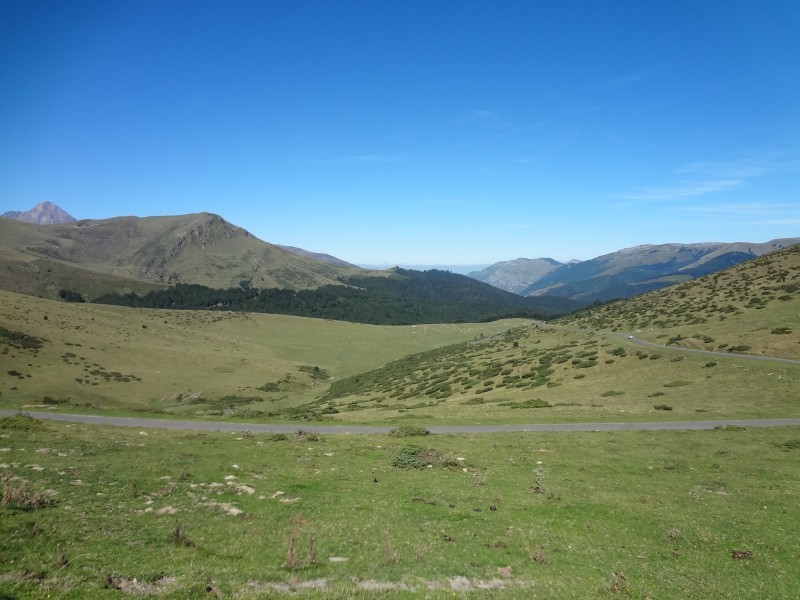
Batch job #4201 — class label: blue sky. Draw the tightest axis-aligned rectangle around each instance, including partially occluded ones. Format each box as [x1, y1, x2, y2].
[1, 1, 798, 266]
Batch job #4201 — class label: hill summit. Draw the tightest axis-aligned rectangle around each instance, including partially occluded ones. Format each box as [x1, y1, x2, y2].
[1, 201, 76, 224]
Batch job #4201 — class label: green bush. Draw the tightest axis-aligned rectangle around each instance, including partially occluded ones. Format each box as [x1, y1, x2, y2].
[0, 414, 47, 431]
[388, 425, 431, 438]
[653, 404, 673, 411]
[392, 445, 428, 469]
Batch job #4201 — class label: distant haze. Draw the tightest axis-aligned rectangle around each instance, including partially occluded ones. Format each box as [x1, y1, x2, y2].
[359, 264, 492, 275]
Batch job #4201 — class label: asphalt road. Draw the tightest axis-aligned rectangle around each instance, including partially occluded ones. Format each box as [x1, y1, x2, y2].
[3, 410, 800, 435]
[615, 333, 800, 365]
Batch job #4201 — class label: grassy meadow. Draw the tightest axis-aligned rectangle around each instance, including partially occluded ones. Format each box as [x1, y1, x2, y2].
[2, 414, 799, 598]
[0, 289, 520, 419]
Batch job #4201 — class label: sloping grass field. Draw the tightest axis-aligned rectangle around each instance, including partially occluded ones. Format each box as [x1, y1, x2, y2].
[0, 290, 520, 419]
[2, 414, 799, 598]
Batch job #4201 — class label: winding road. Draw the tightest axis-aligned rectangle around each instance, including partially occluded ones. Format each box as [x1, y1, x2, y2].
[616, 333, 800, 365]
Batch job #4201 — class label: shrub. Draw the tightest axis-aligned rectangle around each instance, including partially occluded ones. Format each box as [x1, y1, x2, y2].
[294, 430, 320, 442]
[771, 327, 792, 335]
[1, 474, 53, 510]
[664, 381, 691, 388]
[0, 414, 47, 431]
[42, 396, 69, 405]
[778, 439, 800, 451]
[388, 425, 430, 438]
[601, 391, 625, 397]
[391, 445, 431, 469]
[654, 404, 673, 411]
[460, 397, 484, 405]
[728, 345, 751, 353]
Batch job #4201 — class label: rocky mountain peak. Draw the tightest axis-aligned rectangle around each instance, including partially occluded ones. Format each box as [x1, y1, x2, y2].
[1, 201, 76, 224]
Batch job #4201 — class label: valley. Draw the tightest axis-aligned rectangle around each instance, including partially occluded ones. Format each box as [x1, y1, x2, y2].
[1, 213, 799, 598]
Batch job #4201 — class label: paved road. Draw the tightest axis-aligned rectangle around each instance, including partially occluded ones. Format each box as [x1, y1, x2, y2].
[614, 333, 800, 365]
[3, 410, 800, 435]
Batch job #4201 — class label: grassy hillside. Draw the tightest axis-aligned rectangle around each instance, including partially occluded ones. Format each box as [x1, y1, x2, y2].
[312, 322, 799, 424]
[283, 245, 800, 424]
[2, 415, 799, 597]
[0, 214, 366, 300]
[0, 290, 519, 418]
[1, 244, 798, 426]
[560, 243, 800, 360]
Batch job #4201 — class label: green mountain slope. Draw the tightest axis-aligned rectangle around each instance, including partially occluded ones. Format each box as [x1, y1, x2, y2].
[312, 244, 800, 423]
[559, 242, 800, 360]
[0, 213, 365, 299]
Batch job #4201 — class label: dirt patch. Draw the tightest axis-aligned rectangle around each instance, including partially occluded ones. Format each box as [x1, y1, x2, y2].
[246, 578, 329, 594]
[356, 580, 412, 591]
[105, 574, 177, 595]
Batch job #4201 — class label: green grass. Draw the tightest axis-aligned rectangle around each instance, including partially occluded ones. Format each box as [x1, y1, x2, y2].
[4, 288, 798, 426]
[0, 290, 522, 418]
[1, 416, 799, 598]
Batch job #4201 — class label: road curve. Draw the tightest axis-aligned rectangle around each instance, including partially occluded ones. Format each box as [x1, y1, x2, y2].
[614, 333, 800, 365]
[3, 410, 800, 435]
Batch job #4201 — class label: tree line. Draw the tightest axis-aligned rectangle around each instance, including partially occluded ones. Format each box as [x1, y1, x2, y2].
[93, 269, 567, 325]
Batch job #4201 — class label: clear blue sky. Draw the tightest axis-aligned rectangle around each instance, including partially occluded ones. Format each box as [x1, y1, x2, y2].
[1, 1, 798, 266]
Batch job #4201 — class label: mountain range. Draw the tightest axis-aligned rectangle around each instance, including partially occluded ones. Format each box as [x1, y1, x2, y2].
[468, 239, 800, 304]
[2, 201, 798, 311]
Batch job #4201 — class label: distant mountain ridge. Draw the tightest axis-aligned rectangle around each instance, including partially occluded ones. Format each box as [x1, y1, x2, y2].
[0, 212, 367, 299]
[2, 201, 76, 224]
[468, 257, 564, 294]
[277, 245, 357, 268]
[469, 239, 800, 304]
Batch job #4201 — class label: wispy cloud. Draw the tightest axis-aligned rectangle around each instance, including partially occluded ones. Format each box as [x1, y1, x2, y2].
[617, 151, 800, 202]
[761, 217, 800, 226]
[671, 201, 800, 227]
[450, 109, 550, 148]
[595, 71, 652, 90]
[676, 203, 773, 215]
[453, 110, 507, 127]
[677, 156, 800, 179]
[617, 179, 741, 201]
[308, 154, 414, 165]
